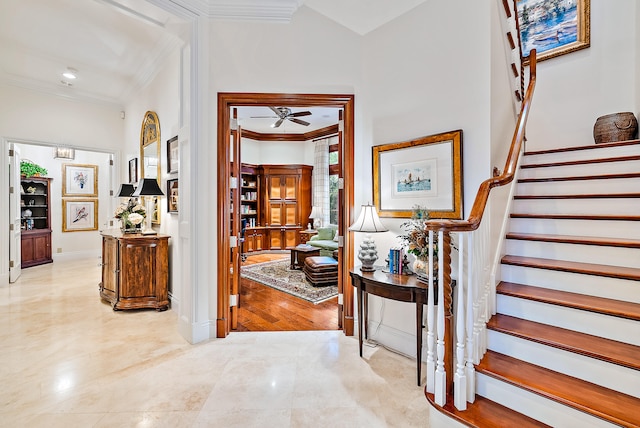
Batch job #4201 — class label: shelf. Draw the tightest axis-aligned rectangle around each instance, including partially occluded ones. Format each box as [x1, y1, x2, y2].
[22, 205, 47, 208]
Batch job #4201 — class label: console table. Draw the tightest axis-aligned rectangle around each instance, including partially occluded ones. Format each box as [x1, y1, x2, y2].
[350, 268, 433, 386]
[99, 230, 170, 311]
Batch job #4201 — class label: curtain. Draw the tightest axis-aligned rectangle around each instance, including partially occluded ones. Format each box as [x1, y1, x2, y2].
[313, 139, 330, 226]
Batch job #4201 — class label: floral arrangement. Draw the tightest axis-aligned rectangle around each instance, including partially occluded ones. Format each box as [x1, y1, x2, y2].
[115, 200, 146, 230]
[399, 205, 436, 261]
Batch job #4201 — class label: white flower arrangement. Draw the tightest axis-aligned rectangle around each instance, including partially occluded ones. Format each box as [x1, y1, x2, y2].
[115, 200, 146, 230]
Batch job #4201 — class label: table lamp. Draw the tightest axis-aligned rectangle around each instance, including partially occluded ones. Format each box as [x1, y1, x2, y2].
[309, 206, 323, 229]
[348, 203, 388, 271]
[132, 178, 164, 235]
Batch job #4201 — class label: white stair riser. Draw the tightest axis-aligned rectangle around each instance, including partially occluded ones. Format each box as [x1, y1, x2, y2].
[500, 265, 640, 304]
[476, 372, 617, 427]
[496, 295, 640, 346]
[516, 177, 640, 195]
[504, 239, 640, 269]
[487, 330, 640, 398]
[512, 198, 640, 216]
[523, 144, 640, 165]
[520, 160, 640, 179]
[508, 218, 640, 240]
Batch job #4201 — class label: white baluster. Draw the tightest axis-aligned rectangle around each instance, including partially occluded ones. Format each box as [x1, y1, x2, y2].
[434, 230, 446, 406]
[465, 232, 476, 402]
[454, 232, 467, 410]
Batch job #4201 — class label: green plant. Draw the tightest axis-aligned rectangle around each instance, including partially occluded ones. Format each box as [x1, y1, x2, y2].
[20, 160, 48, 178]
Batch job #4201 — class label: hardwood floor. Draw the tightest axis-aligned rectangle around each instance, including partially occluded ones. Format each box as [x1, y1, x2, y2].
[236, 253, 339, 332]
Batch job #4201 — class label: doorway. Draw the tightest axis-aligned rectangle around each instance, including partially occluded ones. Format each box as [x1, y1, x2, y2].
[216, 93, 355, 338]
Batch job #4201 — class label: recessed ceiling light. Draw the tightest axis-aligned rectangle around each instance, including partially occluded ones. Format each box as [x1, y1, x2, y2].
[62, 67, 78, 80]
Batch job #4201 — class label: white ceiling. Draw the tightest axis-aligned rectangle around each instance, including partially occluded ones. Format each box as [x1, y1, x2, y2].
[0, 0, 424, 131]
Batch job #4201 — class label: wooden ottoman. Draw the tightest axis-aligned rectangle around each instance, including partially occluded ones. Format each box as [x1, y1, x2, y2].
[304, 256, 338, 287]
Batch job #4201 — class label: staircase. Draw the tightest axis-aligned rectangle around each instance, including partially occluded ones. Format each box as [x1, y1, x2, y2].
[466, 140, 640, 427]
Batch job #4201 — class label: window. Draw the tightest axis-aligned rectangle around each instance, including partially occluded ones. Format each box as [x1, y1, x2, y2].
[329, 144, 340, 225]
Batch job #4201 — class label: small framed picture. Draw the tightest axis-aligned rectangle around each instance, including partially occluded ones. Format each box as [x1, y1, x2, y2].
[129, 158, 138, 184]
[167, 179, 178, 213]
[62, 164, 98, 197]
[167, 136, 178, 174]
[62, 199, 98, 232]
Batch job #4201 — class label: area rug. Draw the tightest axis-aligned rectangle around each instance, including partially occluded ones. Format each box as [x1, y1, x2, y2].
[240, 259, 338, 304]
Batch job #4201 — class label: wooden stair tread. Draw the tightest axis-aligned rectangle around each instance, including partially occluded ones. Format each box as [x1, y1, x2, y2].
[518, 172, 640, 183]
[521, 154, 640, 169]
[524, 139, 640, 156]
[511, 213, 640, 221]
[477, 350, 640, 427]
[505, 232, 640, 249]
[425, 392, 550, 428]
[514, 192, 640, 199]
[498, 281, 640, 321]
[488, 314, 640, 370]
[501, 254, 640, 281]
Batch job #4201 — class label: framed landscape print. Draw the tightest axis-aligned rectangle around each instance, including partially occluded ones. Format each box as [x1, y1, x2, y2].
[167, 178, 178, 213]
[62, 199, 98, 232]
[518, 0, 590, 64]
[167, 136, 178, 174]
[373, 130, 463, 219]
[62, 164, 98, 197]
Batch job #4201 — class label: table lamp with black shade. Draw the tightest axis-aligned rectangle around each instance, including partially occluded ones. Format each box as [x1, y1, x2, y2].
[132, 178, 164, 235]
[349, 203, 388, 272]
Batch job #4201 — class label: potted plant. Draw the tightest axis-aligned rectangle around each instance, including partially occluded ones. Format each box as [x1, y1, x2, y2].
[20, 160, 48, 178]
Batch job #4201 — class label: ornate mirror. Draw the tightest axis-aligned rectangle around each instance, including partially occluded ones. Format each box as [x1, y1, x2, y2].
[140, 111, 161, 224]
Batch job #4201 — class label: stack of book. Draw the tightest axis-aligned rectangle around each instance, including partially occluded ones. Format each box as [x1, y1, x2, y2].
[388, 247, 405, 274]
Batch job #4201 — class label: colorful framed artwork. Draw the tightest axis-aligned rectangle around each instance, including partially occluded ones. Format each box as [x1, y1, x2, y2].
[518, 0, 590, 64]
[167, 136, 178, 174]
[62, 164, 98, 197]
[167, 178, 178, 213]
[373, 130, 463, 219]
[62, 199, 98, 232]
[129, 158, 138, 184]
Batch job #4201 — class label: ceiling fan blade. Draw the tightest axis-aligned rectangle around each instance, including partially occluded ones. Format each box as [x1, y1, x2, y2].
[289, 111, 312, 117]
[272, 118, 285, 128]
[269, 106, 284, 117]
[250, 116, 278, 118]
[289, 118, 310, 126]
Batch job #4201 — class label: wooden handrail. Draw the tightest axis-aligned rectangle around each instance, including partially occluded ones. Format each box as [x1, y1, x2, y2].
[425, 50, 537, 233]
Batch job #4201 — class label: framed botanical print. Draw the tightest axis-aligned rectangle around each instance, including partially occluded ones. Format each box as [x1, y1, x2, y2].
[62, 164, 98, 197]
[167, 136, 178, 174]
[62, 199, 98, 232]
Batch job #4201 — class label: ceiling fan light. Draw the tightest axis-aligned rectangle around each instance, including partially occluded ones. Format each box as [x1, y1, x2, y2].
[62, 67, 78, 79]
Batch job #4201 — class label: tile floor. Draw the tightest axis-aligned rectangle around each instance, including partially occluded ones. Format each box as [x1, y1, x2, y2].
[0, 258, 430, 427]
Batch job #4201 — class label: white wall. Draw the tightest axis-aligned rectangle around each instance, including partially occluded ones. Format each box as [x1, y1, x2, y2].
[0, 84, 123, 284]
[357, 1, 494, 356]
[527, 0, 638, 150]
[240, 138, 313, 165]
[16, 145, 112, 259]
[123, 48, 181, 303]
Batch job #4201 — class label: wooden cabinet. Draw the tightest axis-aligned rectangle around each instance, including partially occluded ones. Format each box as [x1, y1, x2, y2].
[243, 227, 265, 253]
[267, 226, 301, 250]
[262, 164, 312, 229]
[99, 231, 169, 311]
[240, 164, 312, 254]
[20, 176, 52, 268]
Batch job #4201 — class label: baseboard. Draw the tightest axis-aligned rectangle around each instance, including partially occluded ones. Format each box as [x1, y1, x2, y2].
[53, 250, 101, 262]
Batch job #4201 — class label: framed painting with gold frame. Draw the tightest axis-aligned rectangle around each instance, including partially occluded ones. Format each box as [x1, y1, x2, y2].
[62, 199, 98, 232]
[518, 0, 590, 64]
[373, 130, 463, 219]
[62, 163, 98, 197]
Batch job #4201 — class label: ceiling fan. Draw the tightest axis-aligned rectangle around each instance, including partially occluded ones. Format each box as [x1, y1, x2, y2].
[252, 107, 312, 128]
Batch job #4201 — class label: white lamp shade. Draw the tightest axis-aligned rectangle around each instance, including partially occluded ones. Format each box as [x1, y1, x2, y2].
[348, 204, 388, 233]
[309, 206, 322, 219]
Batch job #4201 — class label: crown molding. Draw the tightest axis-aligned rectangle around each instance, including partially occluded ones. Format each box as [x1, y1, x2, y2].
[170, 0, 302, 22]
